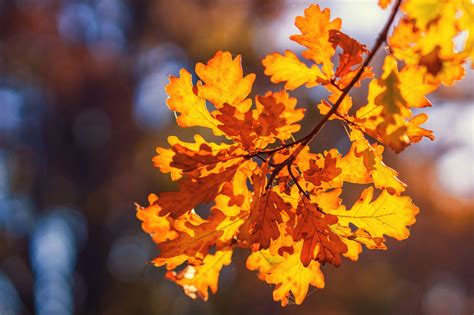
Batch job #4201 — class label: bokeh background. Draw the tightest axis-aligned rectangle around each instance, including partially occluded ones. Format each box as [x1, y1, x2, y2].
[0, 0, 473, 314]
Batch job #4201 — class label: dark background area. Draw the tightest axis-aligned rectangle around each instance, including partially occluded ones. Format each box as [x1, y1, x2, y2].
[0, 1, 473, 314]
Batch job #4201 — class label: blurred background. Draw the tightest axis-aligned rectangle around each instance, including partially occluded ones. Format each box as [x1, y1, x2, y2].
[0, 0, 473, 314]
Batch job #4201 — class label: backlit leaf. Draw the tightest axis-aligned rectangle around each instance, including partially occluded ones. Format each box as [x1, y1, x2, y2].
[262, 50, 324, 90]
[136, 0, 471, 305]
[328, 187, 419, 241]
[166, 249, 233, 301]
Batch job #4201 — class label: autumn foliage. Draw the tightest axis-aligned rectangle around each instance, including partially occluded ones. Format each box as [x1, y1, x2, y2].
[136, 0, 473, 306]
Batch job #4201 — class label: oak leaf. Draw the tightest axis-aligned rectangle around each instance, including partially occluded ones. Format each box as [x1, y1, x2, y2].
[165, 69, 220, 133]
[303, 151, 342, 188]
[292, 199, 347, 267]
[329, 30, 368, 82]
[195, 51, 255, 111]
[241, 165, 293, 250]
[291, 4, 341, 75]
[336, 129, 406, 194]
[391, 0, 470, 85]
[328, 187, 419, 242]
[263, 4, 371, 91]
[262, 50, 324, 90]
[354, 56, 435, 152]
[166, 249, 233, 301]
[156, 210, 226, 261]
[247, 242, 325, 306]
[157, 163, 242, 218]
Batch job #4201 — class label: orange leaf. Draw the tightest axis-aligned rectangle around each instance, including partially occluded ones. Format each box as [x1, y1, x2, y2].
[158, 164, 242, 218]
[255, 90, 305, 142]
[153, 134, 242, 181]
[214, 104, 258, 150]
[157, 210, 228, 260]
[246, 190, 290, 250]
[195, 51, 255, 111]
[290, 4, 342, 76]
[166, 250, 233, 301]
[378, 0, 392, 9]
[304, 152, 342, 188]
[135, 194, 177, 244]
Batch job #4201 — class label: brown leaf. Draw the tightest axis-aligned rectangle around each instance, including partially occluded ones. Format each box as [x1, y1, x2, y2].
[240, 165, 292, 250]
[157, 210, 227, 260]
[158, 164, 241, 218]
[292, 199, 347, 267]
[329, 30, 368, 79]
[304, 152, 342, 187]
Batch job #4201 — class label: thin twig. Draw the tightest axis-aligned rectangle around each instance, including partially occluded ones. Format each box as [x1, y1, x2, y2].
[254, 153, 277, 167]
[287, 163, 310, 199]
[330, 79, 344, 92]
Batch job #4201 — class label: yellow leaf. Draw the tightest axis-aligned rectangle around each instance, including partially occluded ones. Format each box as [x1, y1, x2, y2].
[165, 69, 220, 133]
[406, 113, 435, 143]
[354, 57, 435, 152]
[392, 1, 468, 85]
[262, 50, 324, 90]
[398, 66, 436, 108]
[374, 56, 410, 120]
[328, 187, 419, 241]
[402, 0, 444, 30]
[333, 129, 406, 194]
[213, 163, 252, 217]
[317, 84, 353, 118]
[329, 224, 363, 261]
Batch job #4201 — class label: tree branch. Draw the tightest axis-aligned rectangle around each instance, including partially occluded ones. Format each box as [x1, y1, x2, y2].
[287, 163, 310, 199]
[261, 0, 402, 183]
[297, 0, 401, 150]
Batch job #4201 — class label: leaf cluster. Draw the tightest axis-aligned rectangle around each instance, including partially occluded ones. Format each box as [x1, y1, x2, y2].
[136, 0, 473, 306]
